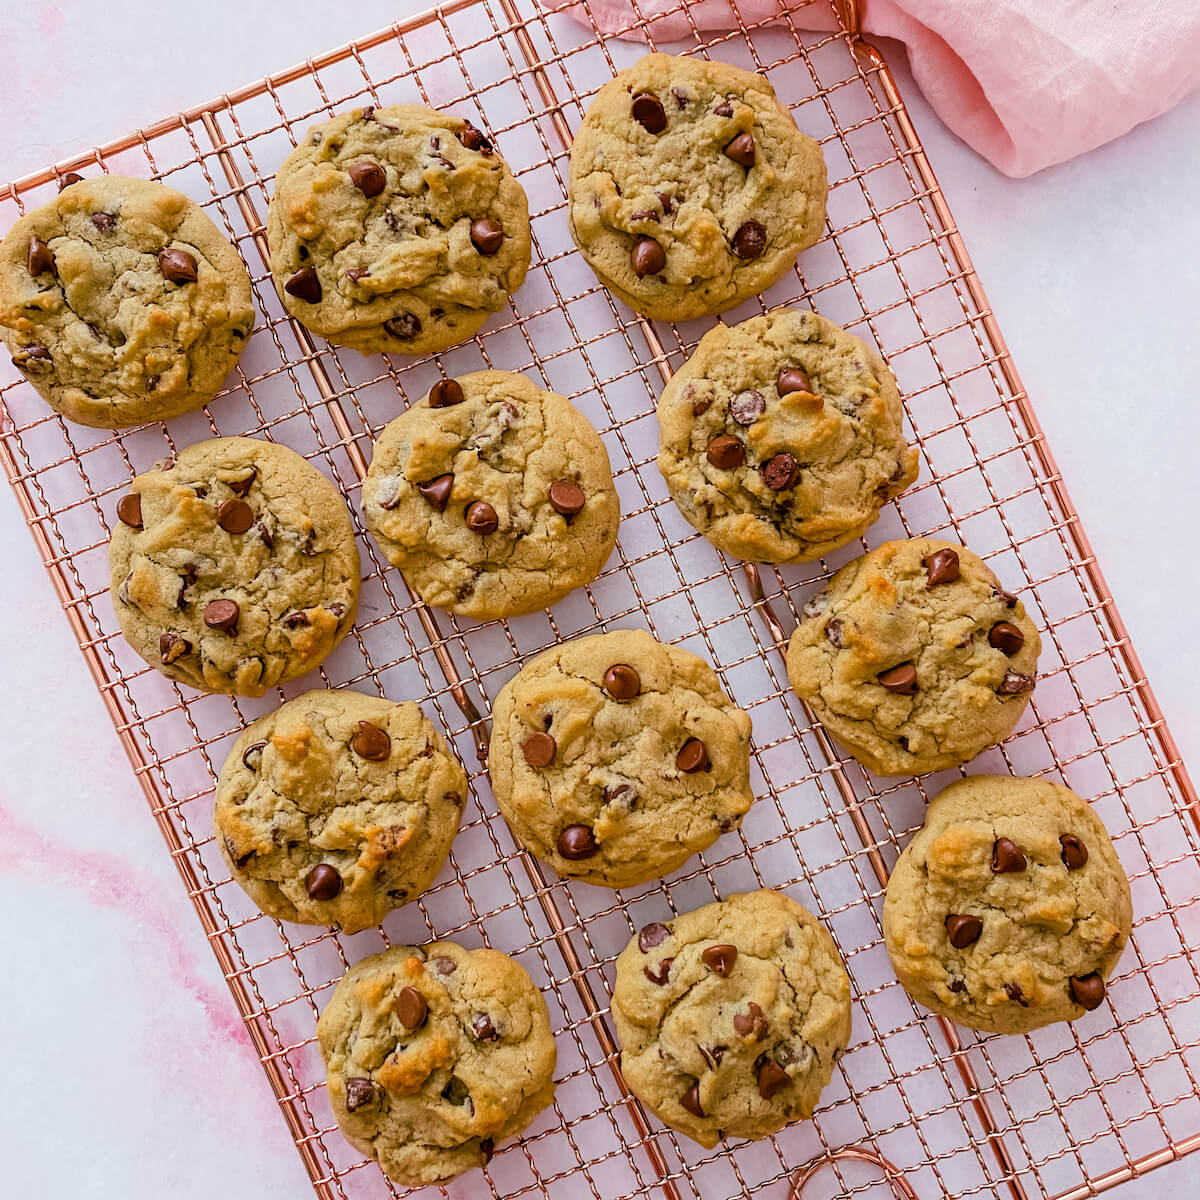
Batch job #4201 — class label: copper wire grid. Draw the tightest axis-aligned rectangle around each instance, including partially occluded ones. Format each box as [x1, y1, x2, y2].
[1, 0, 1198, 1196]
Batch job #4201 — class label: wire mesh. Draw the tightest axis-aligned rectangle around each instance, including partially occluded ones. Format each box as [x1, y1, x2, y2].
[1, 1, 1197, 1198]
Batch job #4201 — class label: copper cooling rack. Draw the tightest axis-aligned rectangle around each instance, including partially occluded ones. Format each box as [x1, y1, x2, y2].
[2, 1, 1198, 1196]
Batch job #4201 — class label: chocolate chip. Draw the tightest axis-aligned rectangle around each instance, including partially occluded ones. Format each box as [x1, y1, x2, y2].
[12, 345, 51, 371]
[945, 914, 983, 948]
[228, 840, 255, 868]
[825, 618, 843, 648]
[991, 837, 1027, 873]
[217, 498, 253, 534]
[670, 86, 689, 109]
[116, 493, 142, 529]
[701, 944, 737, 976]
[228, 467, 256, 497]
[346, 161, 386, 197]
[948, 979, 966, 994]
[732, 220, 767, 260]
[878, 662, 917, 695]
[723, 132, 755, 166]
[470, 218, 504, 255]
[255, 520, 274, 549]
[465, 500, 498, 534]
[631, 91, 667, 133]
[442, 1075, 470, 1106]
[472, 1013, 498, 1041]
[58, 172, 84, 190]
[282, 611, 309, 630]
[548, 479, 586, 518]
[305, 863, 343, 900]
[699, 1044, 725, 1069]
[284, 266, 321, 303]
[203, 599, 239, 633]
[480, 1138, 494, 1162]
[415, 474, 452, 512]
[557, 825, 599, 860]
[158, 632, 190, 665]
[680, 1083, 704, 1117]
[603, 664, 640, 700]
[158, 247, 198, 284]
[643, 957, 673, 985]
[434, 955, 456, 975]
[630, 208, 658, 222]
[1070, 972, 1106, 1011]
[91, 212, 117, 233]
[604, 783, 637, 809]
[351, 720, 391, 761]
[632, 236, 666, 278]
[994, 585, 1020, 608]
[384, 313, 421, 339]
[395, 986, 428, 1029]
[757, 1058, 790, 1100]
[676, 738, 710, 773]
[27, 236, 54, 276]
[706, 434, 744, 470]
[714, 101, 733, 117]
[1005, 982, 1028, 1005]
[429, 378, 464, 408]
[1060, 834, 1088, 870]
[345, 267, 370, 282]
[692, 393, 711, 416]
[656, 190, 675, 214]
[456, 121, 492, 154]
[343, 1077, 376, 1112]
[762, 452, 801, 491]
[998, 670, 1035, 696]
[924, 548, 960, 586]
[638, 922, 669, 951]
[777, 368, 812, 396]
[241, 740, 266, 770]
[522, 731, 556, 768]
[730, 389, 765, 425]
[733, 1001, 769, 1040]
[988, 622, 1025, 656]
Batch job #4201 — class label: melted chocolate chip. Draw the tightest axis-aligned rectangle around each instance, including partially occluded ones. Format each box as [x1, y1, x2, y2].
[991, 837, 1027, 873]
[346, 161, 386, 197]
[284, 266, 321, 303]
[1004, 982, 1028, 1005]
[557, 825, 599, 860]
[638, 922, 668, 951]
[731, 220, 767, 259]
[27, 236, 54, 276]
[456, 121, 492, 154]
[305, 863, 342, 900]
[116, 493, 142, 529]
[701, 944, 737, 976]
[643, 957, 673, 985]
[351, 720, 391, 761]
[91, 212, 117, 233]
[384, 313, 421, 339]
[825, 618, 843, 648]
[521, 731, 556, 768]
[158, 632, 190, 665]
[676, 738, 710, 773]
[680, 1083, 704, 1117]
[733, 1001, 769, 1040]
[58, 172, 84, 190]
[730, 389, 765, 425]
[228, 468, 256, 497]
[699, 1044, 725, 1069]
[442, 1075, 470, 1106]
[603, 664, 641, 700]
[761, 452, 801, 491]
[706, 434, 744, 470]
[923, 548, 960, 587]
[472, 1013, 498, 1041]
[158, 247, 198, 284]
[434, 955, 456, 975]
[756, 1058, 790, 1100]
[631, 91, 667, 133]
[241, 740, 266, 769]
[343, 1077, 377, 1111]
[998, 670, 1035, 696]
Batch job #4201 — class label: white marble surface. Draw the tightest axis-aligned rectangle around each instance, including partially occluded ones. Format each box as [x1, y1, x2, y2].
[0, 3, 1195, 1197]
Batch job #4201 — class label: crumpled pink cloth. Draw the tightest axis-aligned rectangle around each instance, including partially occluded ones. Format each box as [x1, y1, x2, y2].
[553, 0, 1200, 176]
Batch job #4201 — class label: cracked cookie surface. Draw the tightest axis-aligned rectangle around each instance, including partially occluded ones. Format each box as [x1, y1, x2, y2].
[362, 369, 618, 620]
[267, 104, 530, 355]
[215, 689, 466, 933]
[883, 775, 1131, 1034]
[488, 628, 754, 888]
[613, 889, 851, 1146]
[0, 175, 254, 428]
[318, 942, 557, 1186]
[568, 53, 826, 321]
[109, 437, 359, 696]
[787, 538, 1042, 776]
[658, 308, 917, 562]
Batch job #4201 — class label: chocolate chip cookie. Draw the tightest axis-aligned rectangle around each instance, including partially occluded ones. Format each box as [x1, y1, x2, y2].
[613, 889, 851, 1147]
[658, 308, 918, 562]
[488, 628, 754, 888]
[266, 105, 530, 355]
[884, 775, 1131, 1034]
[0, 175, 254, 428]
[318, 942, 557, 1186]
[109, 437, 359, 696]
[214, 689, 466, 933]
[786, 538, 1042, 776]
[568, 53, 826, 321]
[362, 369, 619, 620]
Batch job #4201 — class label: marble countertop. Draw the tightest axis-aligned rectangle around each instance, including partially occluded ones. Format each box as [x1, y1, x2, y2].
[0, 2, 1195, 1197]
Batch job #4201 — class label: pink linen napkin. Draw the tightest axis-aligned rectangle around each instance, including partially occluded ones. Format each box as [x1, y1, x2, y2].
[551, 0, 1200, 176]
